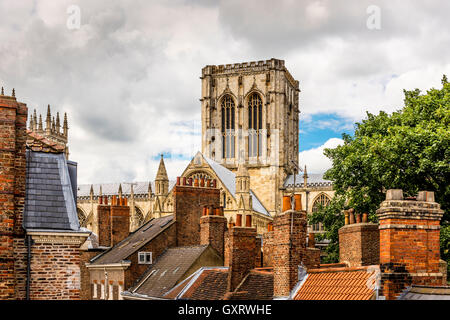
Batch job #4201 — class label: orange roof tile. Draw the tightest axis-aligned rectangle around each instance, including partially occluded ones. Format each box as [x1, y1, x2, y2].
[293, 266, 379, 300]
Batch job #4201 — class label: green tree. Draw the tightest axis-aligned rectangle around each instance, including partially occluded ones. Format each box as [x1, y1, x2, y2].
[310, 76, 450, 270]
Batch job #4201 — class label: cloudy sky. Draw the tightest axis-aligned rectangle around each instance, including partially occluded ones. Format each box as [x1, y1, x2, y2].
[1, 0, 449, 184]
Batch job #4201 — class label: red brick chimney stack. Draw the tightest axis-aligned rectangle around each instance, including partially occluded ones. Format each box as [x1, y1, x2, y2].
[173, 181, 220, 247]
[377, 189, 445, 300]
[338, 207, 379, 268]
[97, 197, 130, 247]
[0, 90, 27, 299]
[200, 205, 227, 258]
[226, 224, 257, 293]
[273, 195, 307, 298]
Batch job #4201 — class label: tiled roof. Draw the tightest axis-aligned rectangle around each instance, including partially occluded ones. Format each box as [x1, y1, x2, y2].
[165, 267, 274, 300]
[26, 130, 66, 153]
[232, 269, 273, 300]
[398, 285, 450, 300]
[90, 215, 174, 265]
[166, 267, 229, 300]
[293, 266, 379, 300]
[284, 173, 332, 188]
[24, 150, 79, 231]
[127, 245, 212, 299]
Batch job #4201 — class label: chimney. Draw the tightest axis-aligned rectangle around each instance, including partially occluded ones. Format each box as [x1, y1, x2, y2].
[200, 206, 227, 258]
[377, 189, 445, 300]
[273, 195, 307, 298]
[338, 208, 379, 267]
[97, 198, 130, 247]
[262, 223, 274, 267]
[173, 183, 220, 247]
[227, 224, 257, 293]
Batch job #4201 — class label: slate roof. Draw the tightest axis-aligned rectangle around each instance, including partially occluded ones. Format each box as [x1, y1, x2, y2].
[77, 181, 176, 198]
[284, 173, 332, 188]
[398, 285, 450, 300]
[292, 266, 379, 300]
[164, 267, 274, 300]
[125, 245, 213, 299]
[232, 269, 274, 300]
[90, 215, 174, 265]
[24, 150, 79, 231]
[200, 153, 270, 217]
[164, 267, 229, 300]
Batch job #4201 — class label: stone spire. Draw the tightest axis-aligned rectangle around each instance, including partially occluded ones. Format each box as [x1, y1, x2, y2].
[56, 112, 60, 134]
[38, 114, 43, 132]
[33, 109, 37, 130]
[155, 154, 169, 196]
[1, 87, 4, 95]
[303, 165, 308, 187]
[63, 112, 68, 137]
[236, 162, 252, 217]
[29, 113, 34, 130]
[45, 105, 51, 135]
[52, 116, 56, 133]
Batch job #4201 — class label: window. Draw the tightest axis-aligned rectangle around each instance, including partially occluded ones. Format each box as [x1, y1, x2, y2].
[221, 95, 235, 158]
[248, 93, 263, 157]
[77, 208, 87, 227]
[311, 194, 331, 232]
[138, 252, 152, 264]
[135, 206, 144, 227]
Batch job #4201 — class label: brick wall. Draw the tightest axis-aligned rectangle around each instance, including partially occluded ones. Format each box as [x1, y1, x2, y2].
[80, 249, 104, 300]
[305, 247, 321, 269]
[97, 205, 111, 247]
[110, 205, 130, 246]
[97, 201, 130, 247]
[27, 241, 82, 299]
[200, 213, 227, 258]
[272, 208, 307, 297]
[0, 94, 27, 299]
[227, 226, 257, 292]
[173, 185, 220, 247]
[377, 190, 445, 300]
[338, 222, 379, 267]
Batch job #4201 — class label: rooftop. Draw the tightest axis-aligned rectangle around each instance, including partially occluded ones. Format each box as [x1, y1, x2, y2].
[24, 150, 79, 231]
[292, 266, 380, 300]
[90, 214, 174, 265]
[398, 285, 450, 300]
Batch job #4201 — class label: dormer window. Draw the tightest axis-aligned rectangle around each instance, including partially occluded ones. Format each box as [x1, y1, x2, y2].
[138, 252, 152, 264]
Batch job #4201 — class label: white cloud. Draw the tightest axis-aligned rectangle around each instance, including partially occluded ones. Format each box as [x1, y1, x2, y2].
[0, 1, 448, 184]
[299, 138, 344, 173]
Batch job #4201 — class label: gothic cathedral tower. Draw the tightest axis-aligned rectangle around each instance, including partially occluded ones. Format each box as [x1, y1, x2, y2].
[200, 59, 300, 215]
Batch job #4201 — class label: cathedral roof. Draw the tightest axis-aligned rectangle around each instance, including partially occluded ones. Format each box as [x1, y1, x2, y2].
[200, 153, 270, 217]
[76, 180, 176, 198]
[284, 173, 333, 188]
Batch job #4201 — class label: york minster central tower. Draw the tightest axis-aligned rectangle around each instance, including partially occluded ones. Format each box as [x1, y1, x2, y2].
[201, 58, 300, 215]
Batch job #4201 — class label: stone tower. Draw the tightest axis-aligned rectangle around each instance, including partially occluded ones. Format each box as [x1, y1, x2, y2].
[201, 58, 300, 215]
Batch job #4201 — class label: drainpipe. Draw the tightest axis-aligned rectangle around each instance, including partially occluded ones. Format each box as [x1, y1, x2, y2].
[25, 234, 33, 300]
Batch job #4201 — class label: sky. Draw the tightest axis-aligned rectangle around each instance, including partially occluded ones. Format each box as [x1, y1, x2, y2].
[0, 0, 449, 183]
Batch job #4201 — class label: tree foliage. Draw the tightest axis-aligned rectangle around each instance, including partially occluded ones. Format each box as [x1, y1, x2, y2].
[310, 76, 450, 267]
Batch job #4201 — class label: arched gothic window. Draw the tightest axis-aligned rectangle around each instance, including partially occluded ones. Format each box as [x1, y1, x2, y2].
[77, 208, 87, 227]
[135, 206, 144, 227]
[311, 193, 331, 231]
[221, 95, 235, 158]
[248, 93, 263, 157]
